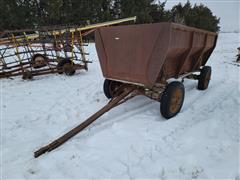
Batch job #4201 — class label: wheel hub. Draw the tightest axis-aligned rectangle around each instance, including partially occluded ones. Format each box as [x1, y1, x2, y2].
[169, 89, 183, 114]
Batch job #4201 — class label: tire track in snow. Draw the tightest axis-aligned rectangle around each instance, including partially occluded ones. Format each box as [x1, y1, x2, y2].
[58, 78, 238, 156]
[68, 97, 157, 141]
[158, 81, 239, 151]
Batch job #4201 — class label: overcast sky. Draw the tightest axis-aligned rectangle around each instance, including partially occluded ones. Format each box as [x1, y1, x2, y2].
[164, 0, 240, 32]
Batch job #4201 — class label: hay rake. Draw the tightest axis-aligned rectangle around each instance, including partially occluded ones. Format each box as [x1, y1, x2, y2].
[0, 27, 89, 79]
[0, 16, 137, 79]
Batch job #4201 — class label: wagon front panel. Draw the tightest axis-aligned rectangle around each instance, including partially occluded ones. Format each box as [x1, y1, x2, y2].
[95, 24, 170, 86]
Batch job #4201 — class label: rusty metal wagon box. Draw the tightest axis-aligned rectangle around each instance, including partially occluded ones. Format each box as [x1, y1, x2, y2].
[95, 22, 218, 87]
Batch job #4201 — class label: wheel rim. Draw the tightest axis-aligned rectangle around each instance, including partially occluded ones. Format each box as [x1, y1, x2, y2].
[34, 56, 45, 66]
[169, 89, 183, 114]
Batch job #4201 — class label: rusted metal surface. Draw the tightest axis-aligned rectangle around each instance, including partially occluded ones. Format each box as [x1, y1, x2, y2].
[95, 22, 218, 87]
[34, 85, 138, 158]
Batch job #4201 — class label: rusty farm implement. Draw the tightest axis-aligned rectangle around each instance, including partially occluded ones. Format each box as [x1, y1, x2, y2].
[0, 27, 89, 79]
[0, 16, 136, 79]
[34, 23, 218, 158]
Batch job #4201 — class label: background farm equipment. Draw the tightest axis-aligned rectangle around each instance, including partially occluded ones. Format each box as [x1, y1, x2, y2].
[0, 17, 136, 80]
[0, 27, 89, 79]
[34, 22, 218, 158]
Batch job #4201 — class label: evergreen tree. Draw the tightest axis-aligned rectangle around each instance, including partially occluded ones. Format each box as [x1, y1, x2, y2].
[187, 4, 220, 32]
[0, 0, 21, 30]
[113, 0, 121, 19]
[0, 0, 220, 32]
[171, 1, 220, 32]
[150, 1, 171, 23]
[0, 0, 7, 30]
[120, 0, 154, 24]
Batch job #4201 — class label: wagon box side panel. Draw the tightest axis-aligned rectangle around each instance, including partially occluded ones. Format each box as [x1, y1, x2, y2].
[158, 24, 218, 80]
[161, 26, 194, 79]
[177, 31, 207, 75]
[95, 24, 168, 86]
[191, 33, 218, 70]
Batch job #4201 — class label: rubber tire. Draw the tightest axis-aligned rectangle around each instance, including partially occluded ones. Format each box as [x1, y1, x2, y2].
[57, 59, 73, 74]
[31, 54, 47, 69]
[197, 66, 212, 90]
[103, 79, 121, 99]
[160, 81, 185, 119]
[63, 63, 76, 76]
[22, 70, 33, 80]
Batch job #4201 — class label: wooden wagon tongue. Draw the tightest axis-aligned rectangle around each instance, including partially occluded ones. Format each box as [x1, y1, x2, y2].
[34, 85, 140, 158]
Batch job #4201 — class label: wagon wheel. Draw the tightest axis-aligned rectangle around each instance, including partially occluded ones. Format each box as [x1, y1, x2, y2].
[63, 63, 76, 76]
[57, 59, 75, 75]
[22, 70, 33, 80]
[197, 66, 211, 90]
[103, 79, 123, 99]
[31, 54, 47, 69]
[160, 81, 185, 119]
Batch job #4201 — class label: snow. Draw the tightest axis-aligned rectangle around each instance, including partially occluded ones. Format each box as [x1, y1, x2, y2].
[1, 33, 240, 179]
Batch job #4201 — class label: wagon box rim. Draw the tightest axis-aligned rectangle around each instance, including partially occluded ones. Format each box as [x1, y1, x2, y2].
[96, 22, 218, 36]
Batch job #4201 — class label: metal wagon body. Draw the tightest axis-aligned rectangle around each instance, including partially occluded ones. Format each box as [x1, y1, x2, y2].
[34, 23, 218, 158]
[95, 22, 218, 87]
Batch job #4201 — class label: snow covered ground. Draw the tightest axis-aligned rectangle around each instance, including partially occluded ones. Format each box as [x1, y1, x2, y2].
[1, 33, 239, 179]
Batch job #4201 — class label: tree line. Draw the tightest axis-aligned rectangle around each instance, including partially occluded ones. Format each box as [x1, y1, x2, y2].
[0, 0, 220, 32]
